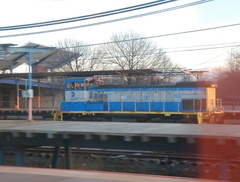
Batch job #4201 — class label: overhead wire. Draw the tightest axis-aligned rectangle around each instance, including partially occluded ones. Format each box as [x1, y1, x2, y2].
[0, 0, 178, 31]
[2, 0, 232, 68]
[0, 0, 213, 38]
[192, 47, 240, 68]
[192, 50, 230, 68]
[59, 43, 239, 62]
[59, 40, 239, 69]
[165, 41, 240, 50]
[165, 44, 240, 53]
[57, 23, 240, 51]
[53, 17, 239, 67]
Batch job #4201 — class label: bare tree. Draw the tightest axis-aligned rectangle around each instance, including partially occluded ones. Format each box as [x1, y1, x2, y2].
[214, 48, 240, 108]
[101, 31, 178, 84]
[226, 48, 240, 73]
[54, 39, 102, 72]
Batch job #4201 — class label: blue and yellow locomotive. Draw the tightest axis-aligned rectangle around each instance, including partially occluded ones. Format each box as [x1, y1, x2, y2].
[58, 77, 224, 124]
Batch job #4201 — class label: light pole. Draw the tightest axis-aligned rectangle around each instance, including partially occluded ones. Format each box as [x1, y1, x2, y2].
[27, 52, 33, 120]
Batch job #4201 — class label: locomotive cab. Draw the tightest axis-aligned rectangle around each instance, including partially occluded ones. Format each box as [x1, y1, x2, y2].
[64, 77, 104, 103]
[65, 77, 104, 91]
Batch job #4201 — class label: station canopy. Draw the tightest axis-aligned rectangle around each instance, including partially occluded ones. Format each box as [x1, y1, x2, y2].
[0, 42, 207, 79]
[0, 42, 79, 72]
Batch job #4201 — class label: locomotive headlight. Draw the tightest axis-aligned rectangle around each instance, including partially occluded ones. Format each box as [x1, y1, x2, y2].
[210, 83, 217, 88]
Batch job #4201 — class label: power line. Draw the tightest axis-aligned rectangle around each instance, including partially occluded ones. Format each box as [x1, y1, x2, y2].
[61, 44, 239, 61]
[133, 23, 240, 42]
[165, 42, 240, 50]
[0, 0, 178, 31]
[165, 44, 240, 53]
[0, 0, 212, 38]
[192, 48, 239, 68]
[195, 52, 229, 66]
[57, 42, 239, 70]
[58, 23, 240, 50]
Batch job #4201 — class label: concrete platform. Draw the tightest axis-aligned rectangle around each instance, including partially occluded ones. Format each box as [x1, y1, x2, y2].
[0, 120, 240, 139]
[0, 166, 219, 182]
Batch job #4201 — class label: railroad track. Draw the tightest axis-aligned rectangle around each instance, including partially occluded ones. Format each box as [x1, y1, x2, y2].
[20, 147, 240, 164]
[4, 146, 240, 180]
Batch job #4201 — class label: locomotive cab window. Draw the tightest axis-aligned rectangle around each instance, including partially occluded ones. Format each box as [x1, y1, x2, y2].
[182, 99, 203, 111]
[75, 82, 80, 90]
[65, 82, 75, 90]
[65, 82, 71, 90]
[65, 82, 85, 90]
[75, 82, 84, 90]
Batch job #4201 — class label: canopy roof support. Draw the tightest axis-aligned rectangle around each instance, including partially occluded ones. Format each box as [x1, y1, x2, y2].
[0, 44, 53, 121]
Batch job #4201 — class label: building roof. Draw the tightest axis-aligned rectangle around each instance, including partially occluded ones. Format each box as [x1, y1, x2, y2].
[0, 42, 79, 71]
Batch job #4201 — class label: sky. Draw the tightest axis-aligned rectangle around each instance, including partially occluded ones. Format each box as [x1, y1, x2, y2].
[0, 0, 240, 71]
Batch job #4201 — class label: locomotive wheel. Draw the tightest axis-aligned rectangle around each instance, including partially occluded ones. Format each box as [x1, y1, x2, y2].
[209, 116, 216, 124]
[209, 116, 225, 124]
